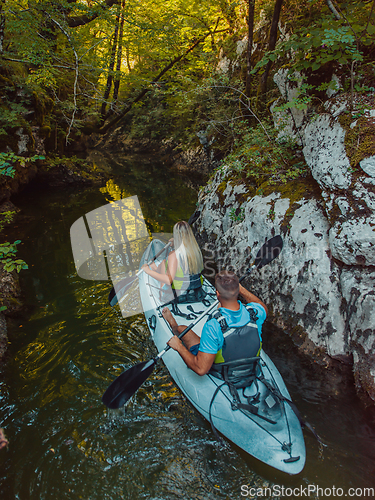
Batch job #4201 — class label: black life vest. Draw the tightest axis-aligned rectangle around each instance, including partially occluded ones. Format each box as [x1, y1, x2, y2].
[208, 305, 262, 387]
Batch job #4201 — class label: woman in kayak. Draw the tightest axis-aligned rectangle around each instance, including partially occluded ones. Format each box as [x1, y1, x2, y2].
[141, 220, 204, 301]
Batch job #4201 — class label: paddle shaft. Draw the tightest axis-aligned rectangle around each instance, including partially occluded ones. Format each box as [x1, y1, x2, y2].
[137, 240, 172, 277]
[110, 241, 172, 306]
[156, 299, 219, 359]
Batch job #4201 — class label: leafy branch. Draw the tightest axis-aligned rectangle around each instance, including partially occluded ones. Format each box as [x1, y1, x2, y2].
[0, 241, 28, 273]
[0, 152, 45, 178]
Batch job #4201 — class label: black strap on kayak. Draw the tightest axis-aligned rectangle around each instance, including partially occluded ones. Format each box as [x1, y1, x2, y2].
[187, 304, 205, 315]
[208, 360, 277, 442]
[208, 382, 227, 446]
[258, 375, 325, 446]
[171, 301, 197, 320]
[228, 382, 277, 425]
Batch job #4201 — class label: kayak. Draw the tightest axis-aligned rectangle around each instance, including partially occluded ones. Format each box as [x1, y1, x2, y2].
[139, 239, 306, 474]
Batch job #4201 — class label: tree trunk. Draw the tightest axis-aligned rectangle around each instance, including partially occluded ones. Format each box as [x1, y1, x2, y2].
[245, 0, 255, 97]
[100, 13, 120, 119]
[259, 0, 283, 100]
[113, 0, 125, 106]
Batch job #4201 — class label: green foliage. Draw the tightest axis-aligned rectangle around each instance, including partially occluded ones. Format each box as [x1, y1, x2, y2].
[0, 241, 28, 273]
[272, 80, 315, 112]
[0, 152, 45, 178]
[252, 24, 362, 75]
[221, 120, 308, 186]
[251, 1, 374, 99]
[229, 206, 245, 223]
[0, 211, 16, 232]
[0, 0, 233, 142]
[0, 101, 29, 134]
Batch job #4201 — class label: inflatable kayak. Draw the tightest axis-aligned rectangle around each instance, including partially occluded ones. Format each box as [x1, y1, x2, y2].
[138, 239, 306, 475]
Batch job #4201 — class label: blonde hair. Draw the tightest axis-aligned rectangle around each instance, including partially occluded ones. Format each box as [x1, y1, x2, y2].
[173, 221, 204, 275]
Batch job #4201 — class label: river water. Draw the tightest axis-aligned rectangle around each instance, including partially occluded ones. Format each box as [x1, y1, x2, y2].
[0, 152, 374, 499]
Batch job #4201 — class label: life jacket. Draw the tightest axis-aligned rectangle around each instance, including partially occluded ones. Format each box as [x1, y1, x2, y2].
[208, 305, 262, 387]
[165, 259, 203, 291]
[206, 304, 277, 445]
[162, 257, 205, 308]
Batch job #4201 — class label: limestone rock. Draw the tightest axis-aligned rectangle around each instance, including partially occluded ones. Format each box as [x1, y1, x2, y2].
[197, 96, 375, 403]
[360, 156, 375, 178]
[303, 114, 352, 190]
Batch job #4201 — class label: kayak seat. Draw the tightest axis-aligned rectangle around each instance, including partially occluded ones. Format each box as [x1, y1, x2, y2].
[208, 356, 261, 389]
[208, 356, 280, 435]
[172, 286, 207, 304]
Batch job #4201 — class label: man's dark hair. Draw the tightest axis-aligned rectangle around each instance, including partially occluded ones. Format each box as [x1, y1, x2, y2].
[215, 270, 239, 301]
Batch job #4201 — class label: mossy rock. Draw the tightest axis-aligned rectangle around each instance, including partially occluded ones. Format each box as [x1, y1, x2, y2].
[344, 115, 375, 168]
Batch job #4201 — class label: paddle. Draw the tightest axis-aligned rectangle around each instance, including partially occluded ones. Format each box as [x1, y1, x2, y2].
[108, 210, 201, 307]
[102, 235, 283, 409]
[108, 241, 171, 307]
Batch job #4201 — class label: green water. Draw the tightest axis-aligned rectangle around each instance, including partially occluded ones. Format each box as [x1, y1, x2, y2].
[0, 153, 374, 499]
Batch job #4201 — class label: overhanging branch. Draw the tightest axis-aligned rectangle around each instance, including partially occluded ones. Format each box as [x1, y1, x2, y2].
[97, 30, 227, 134]
[67, 0, 120, 27]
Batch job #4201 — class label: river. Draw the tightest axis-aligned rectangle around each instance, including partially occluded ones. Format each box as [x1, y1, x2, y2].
[0, 152, 374, 499]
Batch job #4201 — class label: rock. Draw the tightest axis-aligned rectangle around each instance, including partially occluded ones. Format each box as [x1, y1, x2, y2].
[303, 114, 352, 190]
[271, 69, 307, 145]
[16, 128, 29, 154]
[216, 55, 231, 74]
[329, 216, 375, 266]
[197, 94, 375, 403]
[360, 156, 375, 177]
[197, 185, 347, 357]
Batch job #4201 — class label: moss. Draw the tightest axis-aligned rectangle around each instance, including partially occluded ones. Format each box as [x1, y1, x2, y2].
[345, 115, 375, 168]
[217, 180, 227, 194]
[40, 125, 52, 137]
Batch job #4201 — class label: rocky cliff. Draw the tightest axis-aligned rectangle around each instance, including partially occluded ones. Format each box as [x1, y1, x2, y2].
[195, 73, 375, 404]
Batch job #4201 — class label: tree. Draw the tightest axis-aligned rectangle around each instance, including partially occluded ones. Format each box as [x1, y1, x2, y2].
[100, 8, 120, 120]
[245, 0, 256, 97]
[259, 0, 284, 100]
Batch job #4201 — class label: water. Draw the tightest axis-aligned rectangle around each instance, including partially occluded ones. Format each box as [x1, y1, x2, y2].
[0, 152, 374, 499]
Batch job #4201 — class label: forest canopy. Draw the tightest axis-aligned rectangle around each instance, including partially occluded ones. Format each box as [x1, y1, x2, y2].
[0, 0, 374, 153]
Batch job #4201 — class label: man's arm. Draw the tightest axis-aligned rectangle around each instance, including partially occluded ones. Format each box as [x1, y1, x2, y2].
[239, 284, 268, 315]
[167, 336, 216, 376]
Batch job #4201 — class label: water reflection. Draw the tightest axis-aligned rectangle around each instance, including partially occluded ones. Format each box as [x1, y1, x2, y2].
[0, 153, 374, 499]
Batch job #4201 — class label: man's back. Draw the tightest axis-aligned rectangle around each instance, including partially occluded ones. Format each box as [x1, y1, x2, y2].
[198, 301, 267, 358]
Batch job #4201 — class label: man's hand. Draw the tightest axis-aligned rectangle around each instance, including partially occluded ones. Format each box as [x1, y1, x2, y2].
[167, 335, 183, 352]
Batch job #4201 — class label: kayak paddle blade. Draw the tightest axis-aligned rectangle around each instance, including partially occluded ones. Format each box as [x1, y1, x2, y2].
[102, 359, 156, 409]
[254, 235, 283, 269]
[187, 210, 201, 225]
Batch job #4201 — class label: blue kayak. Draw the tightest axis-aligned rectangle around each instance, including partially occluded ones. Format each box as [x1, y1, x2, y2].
[139, 239, 306, 474]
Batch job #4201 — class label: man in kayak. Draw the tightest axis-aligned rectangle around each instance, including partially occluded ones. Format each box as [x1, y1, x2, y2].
[162, 270, 267, 376]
